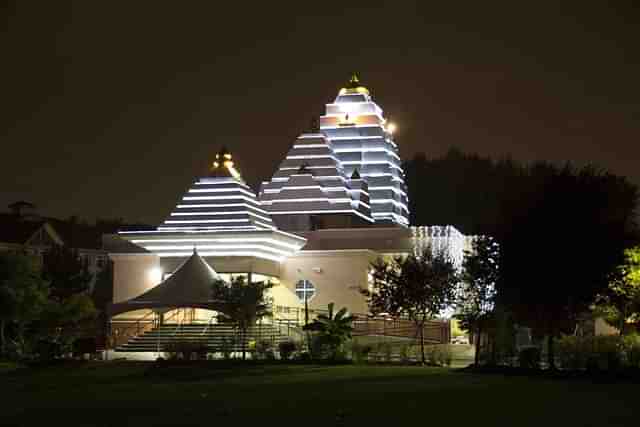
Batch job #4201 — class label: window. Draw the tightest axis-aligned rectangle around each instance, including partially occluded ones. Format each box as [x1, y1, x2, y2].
[295, 279, 315, 302]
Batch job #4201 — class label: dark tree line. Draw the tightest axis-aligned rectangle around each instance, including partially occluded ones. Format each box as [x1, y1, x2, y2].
[405, 148, 639, 366]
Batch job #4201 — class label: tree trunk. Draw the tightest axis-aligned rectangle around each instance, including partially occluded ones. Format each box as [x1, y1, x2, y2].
[419, 321, 426, 365]
[619, 307, 627, 336]
[0, 319, 5, 355]
[474, 324, 482, 366]
[547, 334, 556, 370]
[489, 332, 497, 366]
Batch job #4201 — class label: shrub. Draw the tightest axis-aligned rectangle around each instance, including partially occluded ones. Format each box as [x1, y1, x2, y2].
[518, 346, 541, 369]
[556, 335, 637, 371]
[591, 336, 621, 371]
[278, 340, 297, 361]
[622, 334, 640, 368]
[349, 340, 372, 364]
[163, 340, 208, 360]
[426, 345, 438, 366]
[218, 336, 235, 360]
[381, 342, 393, 362]
[308, 334, 330, 360]
[557, 336, 588, 370]
[72, 337, 97, 358]
[398, 344, 414, 364]
[295, 351, 312, 362]
[255, 340, 276, 360]
[438, 344, 453, 367]
[372, 342, 393, 363]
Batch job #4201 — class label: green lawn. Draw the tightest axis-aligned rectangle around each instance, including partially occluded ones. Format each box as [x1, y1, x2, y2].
[1, 362, 637, 426]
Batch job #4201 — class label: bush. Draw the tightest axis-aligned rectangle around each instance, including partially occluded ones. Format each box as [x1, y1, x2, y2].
[438, 344, 453, 367]
[217, 336, 235, 360]
[518, 346, 541, 369]
[557, 336, 588, 370]
[278, 340, 297, 361]
[426, 345, 438, 365]
[72, 337, 97, 358]
[295, 351, 312, 362]
[380, 342, 393, 362]
[163, 340, 208, 360]
[308, 334, 329, 360]
[349, 340, 372, 364]
[556, 335, 638, 371]
[398, 344, 414, 364]
[254, 340, 276, 360]
[371, 342, 393, 363]
[622, 334, 640, 368]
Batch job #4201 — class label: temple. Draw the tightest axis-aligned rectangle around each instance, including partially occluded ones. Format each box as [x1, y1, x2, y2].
[104, 76, 468, 354]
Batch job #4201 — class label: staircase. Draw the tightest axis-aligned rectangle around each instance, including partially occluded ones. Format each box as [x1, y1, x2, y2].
[115, 323, 290, 353]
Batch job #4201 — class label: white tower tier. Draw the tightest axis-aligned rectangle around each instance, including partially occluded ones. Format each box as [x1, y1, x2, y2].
[320, 74, 409, 227]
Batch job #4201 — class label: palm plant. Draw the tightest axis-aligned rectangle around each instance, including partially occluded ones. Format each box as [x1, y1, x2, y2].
[303, 302, 354, 360]
[212, 276, 273, 360]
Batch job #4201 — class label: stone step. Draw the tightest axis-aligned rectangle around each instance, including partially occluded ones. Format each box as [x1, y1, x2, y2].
[115, 323, 290, 352]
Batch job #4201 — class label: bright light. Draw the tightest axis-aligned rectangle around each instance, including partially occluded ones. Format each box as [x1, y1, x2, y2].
[148, 267, 162, 284]
[387, 122, 397, 134]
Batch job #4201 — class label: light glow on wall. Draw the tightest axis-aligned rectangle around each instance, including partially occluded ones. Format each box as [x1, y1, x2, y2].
[147, 266, 163, 284]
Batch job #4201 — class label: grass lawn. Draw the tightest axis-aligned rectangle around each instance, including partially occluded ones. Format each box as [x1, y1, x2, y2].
[1, 362, 637, 426]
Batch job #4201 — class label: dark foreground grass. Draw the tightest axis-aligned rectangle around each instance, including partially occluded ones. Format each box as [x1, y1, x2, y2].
[1, 362, 637, 426]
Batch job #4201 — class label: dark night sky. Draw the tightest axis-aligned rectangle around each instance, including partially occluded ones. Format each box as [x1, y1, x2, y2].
[2, 1, 638, 225]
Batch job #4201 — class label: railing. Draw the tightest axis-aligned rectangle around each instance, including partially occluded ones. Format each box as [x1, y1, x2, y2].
[272, 305, 450, 344]
[110, 305, 452, 352]
[109, 310, 157, 349]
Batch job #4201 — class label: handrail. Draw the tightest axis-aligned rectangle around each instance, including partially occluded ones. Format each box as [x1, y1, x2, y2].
[163, 308, 182, 324]
[200, 316, 216, 337]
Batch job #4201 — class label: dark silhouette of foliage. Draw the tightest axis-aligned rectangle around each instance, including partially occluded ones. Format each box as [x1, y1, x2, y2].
[457, 236, 499, 365]
[406, 149, 639, 369]
[42, 245, 93, 302]
[498, 165, 638, 368]
[0, 252, 49, 356]
[38, 246, 97, 357]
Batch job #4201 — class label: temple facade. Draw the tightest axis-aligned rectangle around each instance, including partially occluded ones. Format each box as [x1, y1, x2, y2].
[105, 76, 468, 330]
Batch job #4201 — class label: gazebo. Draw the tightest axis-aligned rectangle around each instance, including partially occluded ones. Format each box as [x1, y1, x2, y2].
[108, 249, 231, 320]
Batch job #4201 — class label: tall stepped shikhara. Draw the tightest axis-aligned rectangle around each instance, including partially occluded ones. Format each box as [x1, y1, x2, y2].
[259, 129, 373, 230]
[260, 74, 409, 228]
[319, 74, 409, 226]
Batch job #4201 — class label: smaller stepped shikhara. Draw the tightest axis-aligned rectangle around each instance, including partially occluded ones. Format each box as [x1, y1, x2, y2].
[116, 323, 292, 353]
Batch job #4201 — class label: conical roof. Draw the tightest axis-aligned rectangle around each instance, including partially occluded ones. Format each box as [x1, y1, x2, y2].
[129, 250, 218, 305]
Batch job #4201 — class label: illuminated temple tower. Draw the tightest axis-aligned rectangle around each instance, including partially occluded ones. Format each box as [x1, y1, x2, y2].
[320, 74, 409, 227]
[119, 149, 306, 262]
[260, 125, 372, 231]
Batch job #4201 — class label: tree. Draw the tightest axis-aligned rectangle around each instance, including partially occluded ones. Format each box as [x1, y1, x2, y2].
[0, 252, 49, 356]
[38, 246, 97, 357]
[364, 248, 459, 365]
[42, 245, 93, 301]
[303, 302, 354, 360]
[498, 165, 638, 369]
[456, 236, 499, 365]
[596, 246, 640, 334]
[211, 276, 273, 360]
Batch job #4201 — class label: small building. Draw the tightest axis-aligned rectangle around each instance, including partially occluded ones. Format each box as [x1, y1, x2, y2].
[0, 204, 109, 285]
